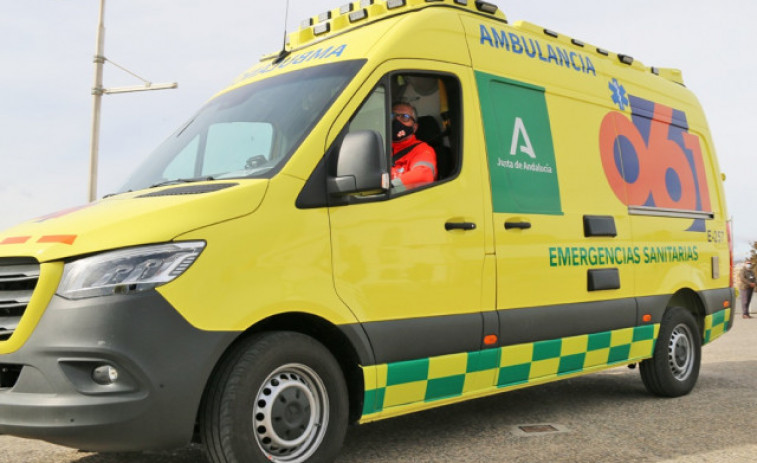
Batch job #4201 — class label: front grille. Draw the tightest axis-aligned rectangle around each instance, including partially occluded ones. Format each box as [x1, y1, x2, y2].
[0, 258, 40, 341]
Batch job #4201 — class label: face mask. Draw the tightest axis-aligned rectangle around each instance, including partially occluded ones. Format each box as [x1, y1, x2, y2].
[392, 118, 414, 141]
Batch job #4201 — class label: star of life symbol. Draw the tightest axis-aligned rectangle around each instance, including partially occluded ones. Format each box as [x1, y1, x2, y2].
[609, 78, 629, 111]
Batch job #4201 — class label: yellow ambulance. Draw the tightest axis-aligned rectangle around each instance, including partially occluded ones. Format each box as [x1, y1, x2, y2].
[0, 1, 734, 462]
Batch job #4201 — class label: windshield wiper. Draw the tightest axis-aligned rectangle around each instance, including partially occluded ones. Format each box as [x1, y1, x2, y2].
[102, 189, 132, 199]
[149, 176, 215, 189]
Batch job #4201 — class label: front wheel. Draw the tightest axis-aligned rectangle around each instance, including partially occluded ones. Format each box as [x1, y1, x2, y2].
[640, 307, 701, 397]
[201, 332, 348, 463]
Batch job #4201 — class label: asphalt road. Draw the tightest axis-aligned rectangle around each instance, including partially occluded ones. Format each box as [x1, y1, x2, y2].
[2, 314, 756, 463]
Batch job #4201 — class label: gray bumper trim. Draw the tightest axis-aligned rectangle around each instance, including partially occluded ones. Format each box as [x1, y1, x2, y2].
[0, 291, 237, 451]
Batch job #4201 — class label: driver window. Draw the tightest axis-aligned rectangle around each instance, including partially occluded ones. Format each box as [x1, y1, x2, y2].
[346, 72, 461, 196]
[391, 74, 460, 189]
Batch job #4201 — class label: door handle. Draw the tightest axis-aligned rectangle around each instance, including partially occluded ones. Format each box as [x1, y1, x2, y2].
[445, 222, 477, 231]
[504, 221, 531, 230]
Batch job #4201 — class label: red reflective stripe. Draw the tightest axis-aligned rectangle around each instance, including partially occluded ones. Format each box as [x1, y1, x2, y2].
[0, 236, 31, 245]
[37, 235, 77, 245]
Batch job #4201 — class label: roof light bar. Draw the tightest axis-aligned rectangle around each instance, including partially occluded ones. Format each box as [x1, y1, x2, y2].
[454, 0, 468, 4]
[475, 1, 498, 14]
[651, 66, 660, 75]
[349, 9, 368, 22]
[571, 38, 585, 47]
[361, 0, 374, 7]
[387, 0, 406, 9]
[313, 22, 331, 35]
[544, 29, 558, 38]
[618, 54, 634, 65]
[596, 48, 609, 56]
[340, 3, 354, 14]
[300, 18, 314, 29]
[318, 11, 332, 22]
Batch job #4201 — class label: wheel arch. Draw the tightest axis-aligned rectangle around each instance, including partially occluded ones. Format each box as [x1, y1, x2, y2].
[666, 288, 706, 337]
[197, 312, 368, 431]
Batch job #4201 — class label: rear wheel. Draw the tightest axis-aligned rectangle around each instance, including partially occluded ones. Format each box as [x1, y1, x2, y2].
[640, 307, 701, 397]
[201, 332, 348, 463]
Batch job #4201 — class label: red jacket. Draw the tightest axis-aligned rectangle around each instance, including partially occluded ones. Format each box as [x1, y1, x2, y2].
[391, 135, 437, 190]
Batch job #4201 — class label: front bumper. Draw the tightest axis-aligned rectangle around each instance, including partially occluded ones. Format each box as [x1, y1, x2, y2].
[0, 291, 237, 451]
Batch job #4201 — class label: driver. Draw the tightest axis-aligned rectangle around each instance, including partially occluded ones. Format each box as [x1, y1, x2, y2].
[390, 102, 437, 191]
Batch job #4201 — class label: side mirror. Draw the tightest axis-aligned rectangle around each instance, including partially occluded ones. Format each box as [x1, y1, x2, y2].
[327, 130, 389, 196]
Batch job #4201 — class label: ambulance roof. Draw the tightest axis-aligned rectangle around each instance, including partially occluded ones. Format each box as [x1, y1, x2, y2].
[266, 0, 683, 85]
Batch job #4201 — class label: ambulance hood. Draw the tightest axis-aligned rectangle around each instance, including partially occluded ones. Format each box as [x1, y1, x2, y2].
[0, 180, 268, 263]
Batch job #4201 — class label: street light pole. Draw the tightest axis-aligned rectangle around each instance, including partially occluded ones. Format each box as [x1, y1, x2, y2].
[87, 0, 177, 202]
[88, 0, 106, 203]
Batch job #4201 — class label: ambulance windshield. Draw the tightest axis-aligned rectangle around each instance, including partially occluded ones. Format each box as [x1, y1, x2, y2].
[118, 60, 365, 193]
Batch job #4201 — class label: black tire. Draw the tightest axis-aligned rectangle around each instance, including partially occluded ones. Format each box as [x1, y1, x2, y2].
[639, 307, 701, 397]
[201, 331, 348, 463]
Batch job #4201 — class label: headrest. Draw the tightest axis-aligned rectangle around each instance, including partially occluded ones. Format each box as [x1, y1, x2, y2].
[415, 115, 441, 142]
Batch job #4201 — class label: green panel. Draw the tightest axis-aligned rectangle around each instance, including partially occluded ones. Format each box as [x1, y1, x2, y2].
[558, 353, 586, 375]
[425, 375, 466, 401]
[497, 364, 531, 387]
[386, 358, 429, 386]
[711, 309, 725, 326]
[587, 332, 612, 351]
[363, 388, 385, 415]
[467, 348, 501, 373]
[608, 344, 631, 363]
[632, 325, 655, 342]
[475, 71, 562, 215]
[532, 339, 562, 361]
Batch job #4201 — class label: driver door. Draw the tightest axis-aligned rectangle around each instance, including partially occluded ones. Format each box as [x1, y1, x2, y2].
[326, 62, 495, 410]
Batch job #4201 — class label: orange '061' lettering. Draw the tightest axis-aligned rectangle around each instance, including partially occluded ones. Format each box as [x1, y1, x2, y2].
[599, 95, 711, 218]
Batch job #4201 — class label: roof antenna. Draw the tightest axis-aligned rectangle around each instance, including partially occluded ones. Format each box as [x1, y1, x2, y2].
[273, 0, 292, 64]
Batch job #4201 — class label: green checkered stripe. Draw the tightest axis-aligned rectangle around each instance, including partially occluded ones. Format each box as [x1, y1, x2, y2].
[703, 308, 731, 345]
[362, 324, 658, 418]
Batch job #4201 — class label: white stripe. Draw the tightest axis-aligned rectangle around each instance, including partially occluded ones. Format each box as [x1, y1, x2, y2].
[411, 161, 436, 177]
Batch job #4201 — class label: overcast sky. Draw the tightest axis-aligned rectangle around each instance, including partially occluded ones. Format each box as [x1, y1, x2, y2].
[1, 0, 754, 257]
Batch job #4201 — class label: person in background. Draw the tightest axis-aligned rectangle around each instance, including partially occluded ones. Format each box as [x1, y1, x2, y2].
[390, 102, 437, 191]
[739, 259, 756, 319]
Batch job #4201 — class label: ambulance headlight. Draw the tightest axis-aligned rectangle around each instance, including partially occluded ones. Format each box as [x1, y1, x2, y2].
[57, 242, 205, 300]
